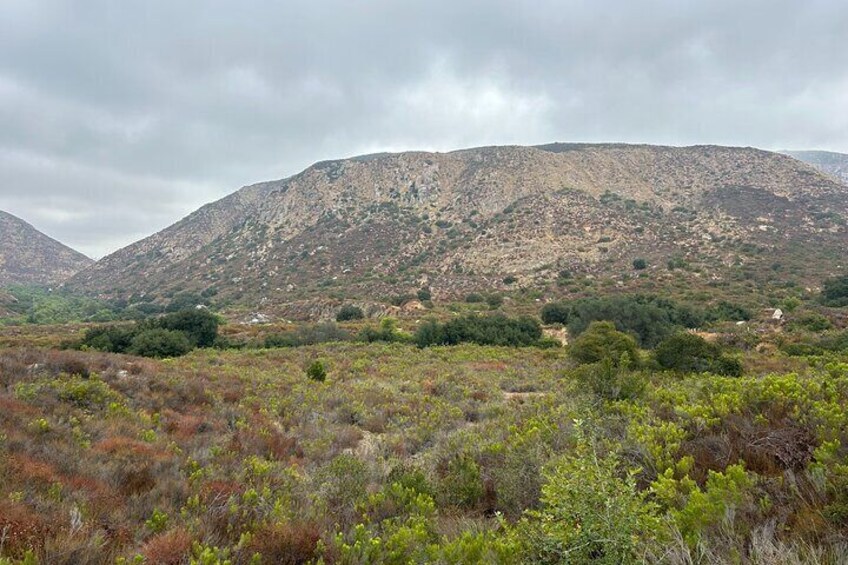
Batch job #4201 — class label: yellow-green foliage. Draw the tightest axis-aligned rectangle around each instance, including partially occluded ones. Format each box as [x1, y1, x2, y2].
[0, 342, 847, 563]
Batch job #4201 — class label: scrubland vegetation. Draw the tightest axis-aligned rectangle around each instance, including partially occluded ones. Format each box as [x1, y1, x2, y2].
[0, 276, 847, 563]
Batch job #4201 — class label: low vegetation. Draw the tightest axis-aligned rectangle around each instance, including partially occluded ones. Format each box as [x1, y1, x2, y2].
[75, 309, 220, 358]
[0, 331, 846, 563]
[0, 273, 847, 563]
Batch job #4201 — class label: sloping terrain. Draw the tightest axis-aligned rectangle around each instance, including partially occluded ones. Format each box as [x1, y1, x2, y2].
[67, 144, 848, 312]
[786, 150, 848, 184]
[0, 210, 93, 287]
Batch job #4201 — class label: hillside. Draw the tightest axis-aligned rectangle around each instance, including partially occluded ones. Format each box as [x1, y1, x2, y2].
[786, 150, 848, 184]
[67, 144, 848, 316]
[0, 210, 93, 287]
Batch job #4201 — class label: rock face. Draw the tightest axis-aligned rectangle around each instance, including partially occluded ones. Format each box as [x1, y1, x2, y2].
[0, 211, 93, 287]
[786, 150, 848, 184]
[68, 143, 848, 309]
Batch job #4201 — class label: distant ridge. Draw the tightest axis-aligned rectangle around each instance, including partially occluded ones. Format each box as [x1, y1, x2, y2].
[784, 150, 848, 184]
[67, 143, 848, 317]
[0, 210, 93, 287]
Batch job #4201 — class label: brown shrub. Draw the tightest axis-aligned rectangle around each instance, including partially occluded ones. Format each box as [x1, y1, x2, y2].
[244, 521, 321, 565]
[44, 351, 91, 378]
[0, 502, 49, 556]
[140, 528, 193, 565]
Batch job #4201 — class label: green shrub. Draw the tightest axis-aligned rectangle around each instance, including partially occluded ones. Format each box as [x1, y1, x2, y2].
[81, 325, 137, 353]
[129, 329, 193, 358]
[502, 275, 518, 285]
[306, 360, 327, 382]
[569, 321, 639, 367]
[705, 301, 752, 322]
[165, 291, 209, 313]
[545, 294, 703, 347]
[415, 314, 542, 348]
[417, 288, 432, 301]
[654, 333, 742, 376]
[485, 294, 504, 309]
[791, 312, 832, 332]
[572, 358, 646, 400]
[632, 258, 647, 270]
[437, 455, 484, 510]
[821, 274, 848, 307]
[465, 293, 485, 304]
[516, 438, 665, 563]
[155, 309, 219, 347]
[358, 318, 406, 343]
[336, 305, 365, 322]
[540, 302, 570, 325]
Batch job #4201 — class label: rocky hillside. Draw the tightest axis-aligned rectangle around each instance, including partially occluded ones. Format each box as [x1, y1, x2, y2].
[0, 211, 93, 287]
[68, 144, 848, 315]
[786, 150, 848, 184]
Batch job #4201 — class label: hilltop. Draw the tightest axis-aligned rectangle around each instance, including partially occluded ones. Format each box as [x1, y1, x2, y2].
[66, 144, 848, 317]
[0, 210, 93, 287]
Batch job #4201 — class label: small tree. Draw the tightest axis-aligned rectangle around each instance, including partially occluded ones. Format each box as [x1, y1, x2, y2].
[632, 258, 647, 270]
[569, 321, 639, 367]
[416, 287, 432, 301]
[129, 329, 193, 358]
[306, 360, 327, 382]
[336, 305, 365, 322]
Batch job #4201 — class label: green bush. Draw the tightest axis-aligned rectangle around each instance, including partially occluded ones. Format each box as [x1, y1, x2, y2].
[516, 438, 665, 563]
[417, 288, 432, 301]
[569, 321, 639, 367]
[129, 329, 193, 358]
[306, 360, 327, 382]
[821, 274, 848, 307]
[465, 293, 485, 304]
[155, 309, 220, 347]
[415, 314, 542, 348]
[358, 318, 406, 343]
[336, 305, 365, 321]
[165, 291, 209, 313]
[485, 294, 504, 309]
[544, 295, 703, 347]
[791, 312, 832, 332]
[437, 455, 484, 510]
[540, 302, 570, 325]
[572, 358, 646, 400]
[81, 325, 137, 353]
[654, 333, 742, 376]
[632, 258, 647, 270]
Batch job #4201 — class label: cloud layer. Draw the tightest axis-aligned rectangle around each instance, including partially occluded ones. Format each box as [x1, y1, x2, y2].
[1, 0, 847, 257]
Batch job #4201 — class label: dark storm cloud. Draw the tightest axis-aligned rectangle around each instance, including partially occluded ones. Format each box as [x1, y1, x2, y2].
[1, 0, 847, 257]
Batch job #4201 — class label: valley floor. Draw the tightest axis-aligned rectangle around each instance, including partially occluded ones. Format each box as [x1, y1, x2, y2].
[1, 340, 847, 563]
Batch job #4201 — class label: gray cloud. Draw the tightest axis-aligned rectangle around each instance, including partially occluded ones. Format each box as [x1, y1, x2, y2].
[1, 0, 847, 257]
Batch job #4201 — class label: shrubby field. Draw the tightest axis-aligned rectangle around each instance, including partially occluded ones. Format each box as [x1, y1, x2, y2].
[0, 275, 847, 564]
[1, 329, 847, 563]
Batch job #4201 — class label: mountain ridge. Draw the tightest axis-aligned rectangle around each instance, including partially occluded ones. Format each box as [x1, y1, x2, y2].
[66, 143, 848, 316]
[0, 210, 93, 287]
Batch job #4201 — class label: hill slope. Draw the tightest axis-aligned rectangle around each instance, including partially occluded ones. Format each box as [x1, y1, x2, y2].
[785, 150, 848, 184]
[0, 211, 93, 287]
[68, 144, 848, 314]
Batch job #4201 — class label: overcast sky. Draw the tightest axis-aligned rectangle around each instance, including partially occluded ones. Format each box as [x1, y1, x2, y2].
[1, 0, 847, 258]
